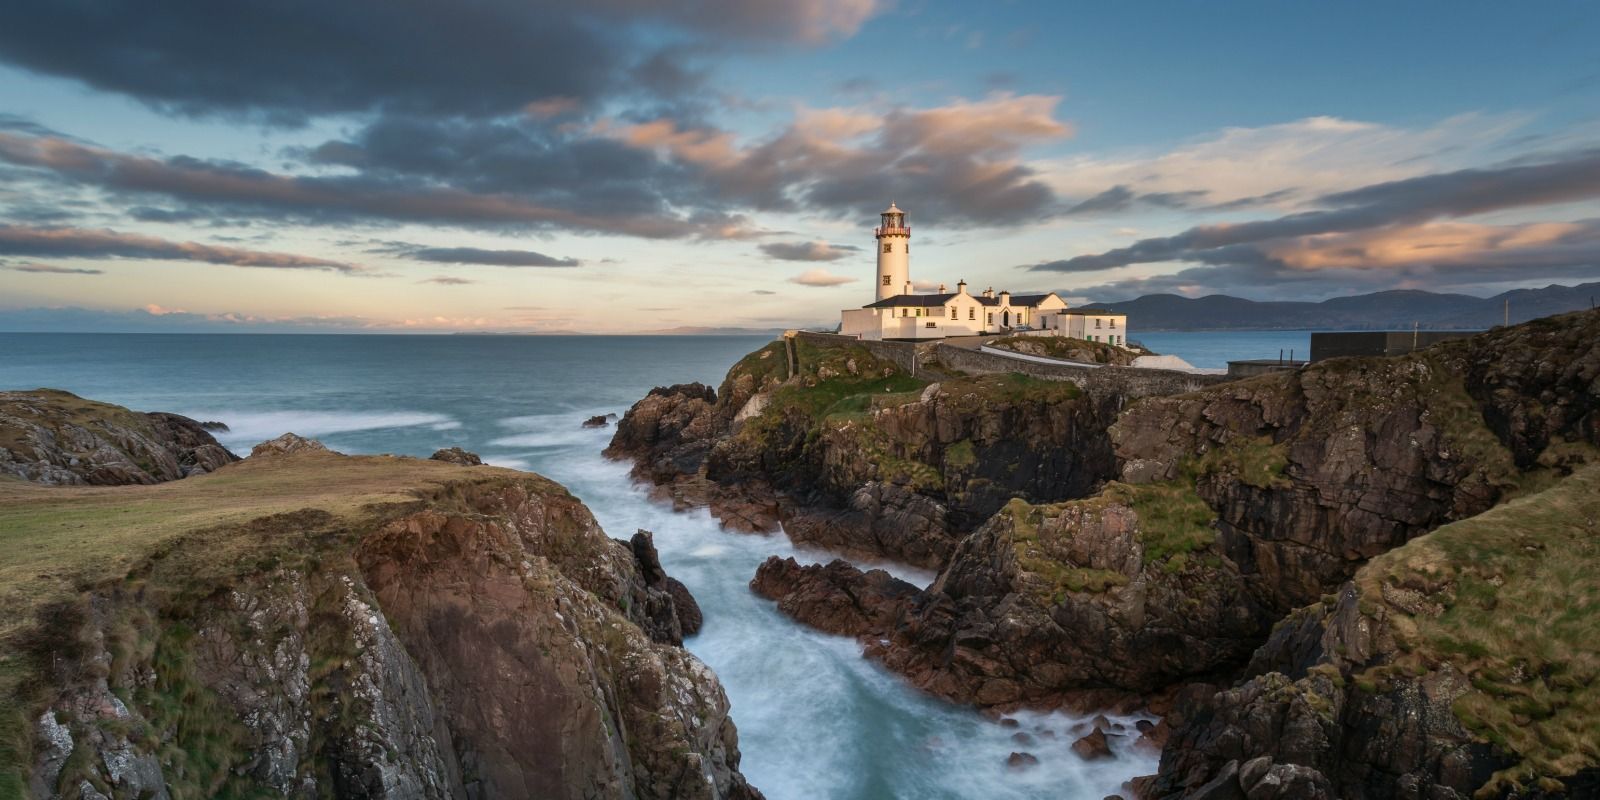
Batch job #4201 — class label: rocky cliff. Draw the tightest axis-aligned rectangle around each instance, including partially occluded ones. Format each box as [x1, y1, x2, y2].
[1148, 463, 1600, 799]
[0, 389, 236, 485]
[608, 339, 1124, 567]
[1, 403, 760, 799]
[725, 313, 1598, 797]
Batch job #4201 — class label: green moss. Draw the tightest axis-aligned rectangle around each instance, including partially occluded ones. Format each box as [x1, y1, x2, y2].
[1101, 481, 1218, 565]
[944, 439, 977, 471]
[1001, 499, 1129, 598]
[1192, 435, 1291, 490]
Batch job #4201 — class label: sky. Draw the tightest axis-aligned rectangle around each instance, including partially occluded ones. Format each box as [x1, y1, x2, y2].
[0, 0, 1598, 333]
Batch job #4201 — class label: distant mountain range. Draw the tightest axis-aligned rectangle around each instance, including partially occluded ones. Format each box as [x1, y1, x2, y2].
[1087, 282, 1600, 332]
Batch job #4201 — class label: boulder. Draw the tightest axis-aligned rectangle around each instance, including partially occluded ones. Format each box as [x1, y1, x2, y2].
[250, 433, 332, 457]
[582, 414, 611, 429]
[1072, 728, 1115, 761]
[429, 447, 483, 466]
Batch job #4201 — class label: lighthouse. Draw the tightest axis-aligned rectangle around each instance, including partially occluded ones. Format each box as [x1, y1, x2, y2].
[874, 202, 910, 302]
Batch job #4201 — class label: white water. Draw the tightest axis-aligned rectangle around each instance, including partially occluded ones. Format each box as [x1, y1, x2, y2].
[507, 415, 1157, 800]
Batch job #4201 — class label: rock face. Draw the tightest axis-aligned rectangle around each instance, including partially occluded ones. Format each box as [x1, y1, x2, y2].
[608, 340, 1124, 567]
[17, 453, 761, 799]
[0, 389, 236, 485]
[1151, 464, 1600, 799]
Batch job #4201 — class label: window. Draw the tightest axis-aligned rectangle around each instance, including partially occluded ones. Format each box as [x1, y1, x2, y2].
[968, 308, 975, 320]
[925, 322, 936, 329]
[950, 307, 957, 319]
[1110, 319, 1117, 328]
[987, 312, 994, 325]
[882, 275, 891, 286]
[883, 243, 892, 253]
[916, 308, 923, 317]
[1095, 319, 1102, 328]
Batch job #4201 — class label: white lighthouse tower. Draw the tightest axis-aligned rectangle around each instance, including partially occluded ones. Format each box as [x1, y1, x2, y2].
[874, 202, 910, 301]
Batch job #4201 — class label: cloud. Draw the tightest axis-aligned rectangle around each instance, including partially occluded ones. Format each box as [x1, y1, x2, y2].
[0, 1, 881, 123]
[1040, 114, 1535, 215]
[4, 262, 103, 275]
[0, 224, 363, 272]
[379, 243, 581, 267]
[596, 92, 1075, 226]
[751, 289, 777, 295]
[419, 276, 475, 285]
[0, 130, 729, 239]
[1031, 149, 1600, 275]
[789, 267, 856, 286]
[759, 240, 859, 261]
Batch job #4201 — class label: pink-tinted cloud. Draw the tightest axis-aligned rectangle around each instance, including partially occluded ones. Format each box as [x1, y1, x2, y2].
[789, 267, 856, 286]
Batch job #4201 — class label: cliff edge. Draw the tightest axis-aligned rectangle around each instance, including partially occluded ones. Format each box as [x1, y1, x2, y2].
[0, 397, 760, 800]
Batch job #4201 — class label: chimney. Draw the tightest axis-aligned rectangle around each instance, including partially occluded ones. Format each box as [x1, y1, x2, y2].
[903, 281, 913, 296]
[983, 286, 995, 299]
[957, 279, 968, 295]
[999, 290, 1010, 301]
[938, 283, 947, 293]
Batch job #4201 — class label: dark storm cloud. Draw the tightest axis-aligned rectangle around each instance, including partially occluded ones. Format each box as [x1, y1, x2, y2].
[0, 131, 728, 239]
[1031, 149, 1600, 274]
[0, 224, 363, 272]
[0, 1, 878, 123]
[758, 241, 860, 261]
[383, 244, 581, 268]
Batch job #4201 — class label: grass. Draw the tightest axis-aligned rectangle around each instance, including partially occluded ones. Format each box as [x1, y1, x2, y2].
[1191, 434, 1291, 490]
[1101, 481, 1218, 566]
[0, 453, 538, 797]
[1356, 464, 1600, 795]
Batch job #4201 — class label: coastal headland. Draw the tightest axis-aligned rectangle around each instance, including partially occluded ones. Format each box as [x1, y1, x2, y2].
[608, 309, 1600, 798]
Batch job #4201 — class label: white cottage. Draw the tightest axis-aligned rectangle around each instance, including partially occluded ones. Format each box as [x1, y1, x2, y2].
[839, 204, 1127, 344]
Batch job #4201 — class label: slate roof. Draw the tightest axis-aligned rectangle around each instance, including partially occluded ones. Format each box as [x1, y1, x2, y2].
[864, 293, 955, 308]
[862, 290, 1064, 309]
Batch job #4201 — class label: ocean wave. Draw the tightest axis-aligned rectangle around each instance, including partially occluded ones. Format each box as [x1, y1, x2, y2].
[183, 409, 459, 446]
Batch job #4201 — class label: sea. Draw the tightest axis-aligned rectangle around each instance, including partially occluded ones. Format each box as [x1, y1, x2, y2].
[0, 330, 1311, 800]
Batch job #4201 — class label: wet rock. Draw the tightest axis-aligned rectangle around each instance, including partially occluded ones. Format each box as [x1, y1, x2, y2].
[582, 414, 611, 428]
[198, 420, 229, 432]
[749, 556, 919, 637]
[1006, 752, 1039, 770]
[250, 432, 332, 457]
[429, 446, 483, 465]
[1072, 728, 1115, 761]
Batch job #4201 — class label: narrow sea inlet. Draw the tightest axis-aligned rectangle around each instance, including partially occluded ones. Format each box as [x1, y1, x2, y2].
[7, 331, 1316, 799]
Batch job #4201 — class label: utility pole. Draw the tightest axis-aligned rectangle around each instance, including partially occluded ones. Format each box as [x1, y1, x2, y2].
[1412, 321, 1419, 352]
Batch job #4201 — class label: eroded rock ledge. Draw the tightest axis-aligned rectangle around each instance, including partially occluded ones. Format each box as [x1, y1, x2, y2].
[0, 389, 236, 484]
[4, 422, 762, 799]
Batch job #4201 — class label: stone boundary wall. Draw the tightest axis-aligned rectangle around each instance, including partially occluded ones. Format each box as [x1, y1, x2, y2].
[790, 331, 1230, 398]
[934, 343, 1229, 397]
[791, 331, 936, 374]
